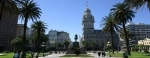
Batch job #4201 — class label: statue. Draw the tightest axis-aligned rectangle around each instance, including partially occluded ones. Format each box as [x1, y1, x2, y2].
[66, 34, 87, 54]
[74, 34, 78, 42]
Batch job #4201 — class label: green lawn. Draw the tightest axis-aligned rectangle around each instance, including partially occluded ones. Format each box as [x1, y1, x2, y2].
[60, 54, 94, 57]
[0, 52, 46, 58]
[107, 52, 150, 58]
[0, 53, 32, 58]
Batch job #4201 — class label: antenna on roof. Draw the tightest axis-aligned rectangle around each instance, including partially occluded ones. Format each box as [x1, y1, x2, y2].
[86, 0, 88, 8]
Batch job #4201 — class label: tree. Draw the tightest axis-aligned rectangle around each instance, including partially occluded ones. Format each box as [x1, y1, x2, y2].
[30, 33, 48, 46]
[101, 15, 121, 54]
[19, 0, 42, 54]
[31, 20, 47, 54]
[120, 29, 134, 39]
[0, 0, 21, 21]
[82, 41, 87, 47]
[110, 3, 135, 55]
[124, 0, 150, 10]
[11, 37, 23, 51]
[11, 36, 29, 51]
[64, 40, 70, 49]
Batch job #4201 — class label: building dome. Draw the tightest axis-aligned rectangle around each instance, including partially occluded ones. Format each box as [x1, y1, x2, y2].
[84, 8, 91, 13]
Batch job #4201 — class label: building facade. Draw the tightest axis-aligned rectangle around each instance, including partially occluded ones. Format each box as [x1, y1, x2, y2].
[48, 30, 71, 47]
[138, 38, 150, 46]
[0, 12, 18, 52]
[16, 24, 29, 37]
[82, 8, 119, 49]
[126, 22, 150, 45]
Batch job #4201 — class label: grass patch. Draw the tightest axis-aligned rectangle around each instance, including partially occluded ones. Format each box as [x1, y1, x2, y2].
[60, 54, 94, 57]
[107, 52, 150, 58]
[0, 52, 31, 58]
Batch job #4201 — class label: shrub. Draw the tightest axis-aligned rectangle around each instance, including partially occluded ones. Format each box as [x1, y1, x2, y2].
[74, 48, 81, 55]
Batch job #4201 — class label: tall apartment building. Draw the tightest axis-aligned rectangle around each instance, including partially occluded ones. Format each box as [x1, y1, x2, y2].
[0, 12, 18, 52]
[16, 24, 29, 37]
[82, 7, 119, 49]
[126, 22, 150, 45]
[48, 30, 71, 47]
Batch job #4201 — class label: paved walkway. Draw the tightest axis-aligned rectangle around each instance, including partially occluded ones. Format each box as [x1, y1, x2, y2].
[39, 53, 116, 58]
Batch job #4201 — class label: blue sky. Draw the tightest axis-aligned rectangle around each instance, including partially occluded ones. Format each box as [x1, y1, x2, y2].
[18, 0, 150, 41]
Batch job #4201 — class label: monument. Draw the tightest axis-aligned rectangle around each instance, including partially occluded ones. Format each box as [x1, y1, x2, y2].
[66, 34, 87, 54]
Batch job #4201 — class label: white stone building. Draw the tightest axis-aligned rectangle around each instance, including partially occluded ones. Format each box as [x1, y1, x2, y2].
[48, 30, 58, 47]
[57, 31, 70, 43]
[138, 38, 150, 45]
[48, 30, 71, 47]
[82, 7, 119, 49]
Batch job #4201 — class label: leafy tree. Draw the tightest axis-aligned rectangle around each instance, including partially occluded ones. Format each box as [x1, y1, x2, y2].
[110, 2, 135, 55]
[101, 15, 121, 54]
[30, 33, 48, 46]
[31, 20, 47, 53]
[11, 36, 29, 51]
[11, 37, 22, 51]
[132, 45, 139, 52]
[19, 0, 42, 54]
[64, 40, 70, 49]
[82, 41, 87, 47]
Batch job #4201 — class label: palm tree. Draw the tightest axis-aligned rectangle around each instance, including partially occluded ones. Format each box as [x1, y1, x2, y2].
[19, 0, 42, 53]
[0, 0, 22, 21]
[124, 0, 150, 10]
[31, 20, 47, 55]
[110, 3, 135, 55]
[120, 29, 134, 39]
[101, 15, 121, 54]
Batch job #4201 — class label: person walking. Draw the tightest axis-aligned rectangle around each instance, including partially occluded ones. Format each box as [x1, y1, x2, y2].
[13, 51, 19, 58]
[35, 52, 39, 58]
[98, 51, 101, 57]
[31, 51, 34, 58]
[123, 49, 128, 58]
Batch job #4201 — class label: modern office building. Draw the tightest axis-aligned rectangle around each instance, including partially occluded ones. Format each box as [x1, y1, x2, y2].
[16, 24, 29, 37]
[81, 7, 119, 49]
[0, 12, 18, 51]
[126, 22, 150, 45]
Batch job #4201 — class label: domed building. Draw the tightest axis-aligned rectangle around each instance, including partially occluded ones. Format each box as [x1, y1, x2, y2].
[81, 7, 120, 50]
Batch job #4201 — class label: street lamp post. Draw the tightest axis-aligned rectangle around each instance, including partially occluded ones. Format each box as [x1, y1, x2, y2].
[107, 41, 111, 57]
[41, 42, 46, 57]
[130, 45, 132, 52]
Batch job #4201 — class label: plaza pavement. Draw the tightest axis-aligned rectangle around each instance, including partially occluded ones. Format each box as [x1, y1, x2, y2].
[39, 53, 117, 58]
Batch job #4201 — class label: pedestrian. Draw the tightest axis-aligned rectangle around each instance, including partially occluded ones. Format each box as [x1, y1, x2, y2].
[31, 51, 34, 58]
[123, 49, 128, 58]
[35, 52, 39, 58]
[98, 51, 101, 57]
[103, 51, 106, 57]
[13, 51, 19, 58]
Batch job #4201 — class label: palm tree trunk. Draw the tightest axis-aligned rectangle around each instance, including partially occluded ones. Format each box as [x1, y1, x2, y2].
[122, 22, 131, 55]
[22, 16, 28, 58]
[23, 18, 28, 51]
[110, 28, 114, 54]
[36, 28, 41, 58]
[0, 1, 4, 21]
